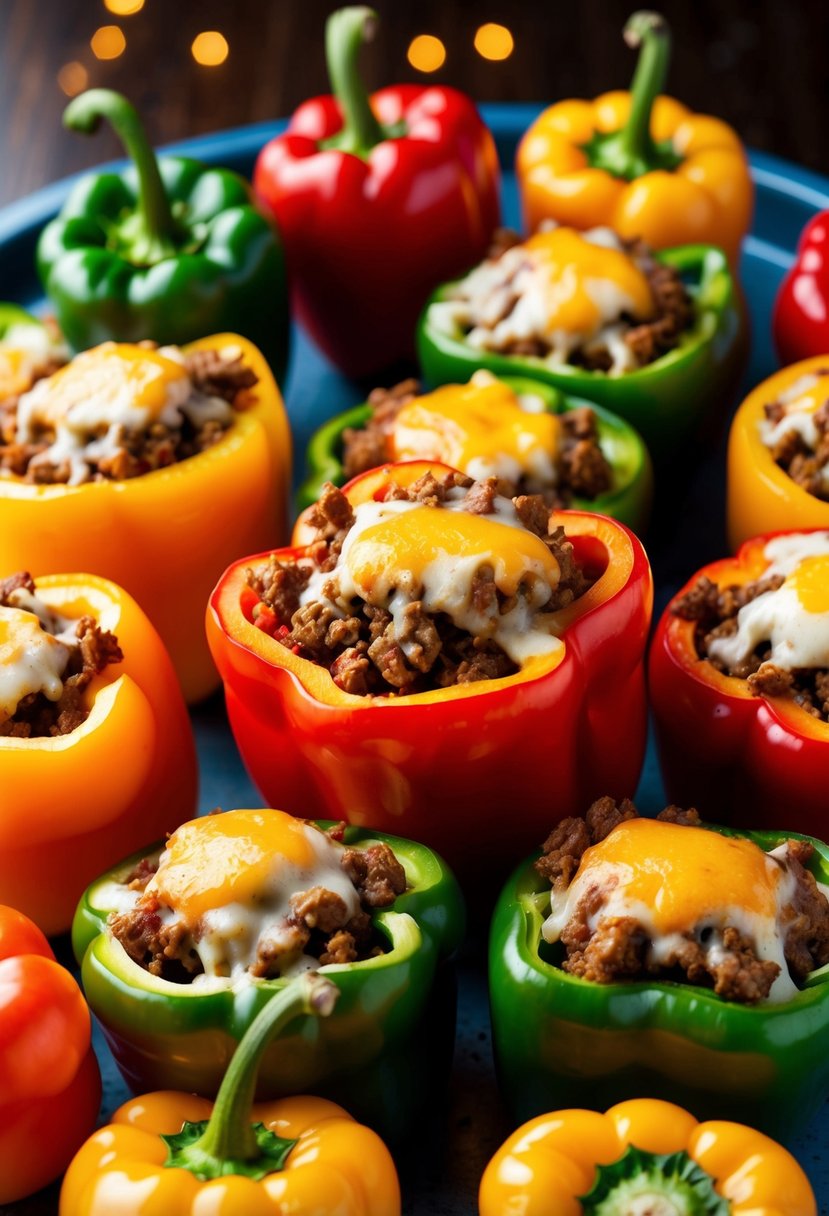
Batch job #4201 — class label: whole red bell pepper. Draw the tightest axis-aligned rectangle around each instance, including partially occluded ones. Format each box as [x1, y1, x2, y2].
[773, 210, 829, 364]
[0, 905, 101, 1204]
[253, 6, 500, 379]
[207, 461, 652, 888]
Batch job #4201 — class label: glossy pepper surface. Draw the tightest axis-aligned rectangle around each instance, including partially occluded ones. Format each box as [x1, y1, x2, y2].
[727, 357, 829, 550]
[73, 817, 463, 1142]
[417, 242, 741, 462]
[0, 905, 101, 1205]
[37, 89, 288, 382]
[490, 822, 829, 1138]
[61, 973, 401, 1216]
[297, 374, 652, 532]
[207, 461, 652, 886]
[774, 211, 829, 364]
[253, 6, 499, 379]
[479, 1098, 816, 1216]
[0, 333, 291, 703]
[517, 12, 752, 265]
[650, 531, 829, 836]
[0, 572, 197, 934]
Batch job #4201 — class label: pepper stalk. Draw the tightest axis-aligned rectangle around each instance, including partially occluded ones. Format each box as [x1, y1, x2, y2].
[323, 6, 405, 156]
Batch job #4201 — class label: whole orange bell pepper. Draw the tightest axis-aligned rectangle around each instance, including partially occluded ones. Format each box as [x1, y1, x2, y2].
[0, 571, 197, 934]
[0, 905, 101, 1205]
[0, 333, 291, 703]
[479, 1098, 816, 1215]
[517, 11, 752, 266]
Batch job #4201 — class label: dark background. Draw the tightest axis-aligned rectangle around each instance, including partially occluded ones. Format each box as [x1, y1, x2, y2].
[1, 0, 828, 208]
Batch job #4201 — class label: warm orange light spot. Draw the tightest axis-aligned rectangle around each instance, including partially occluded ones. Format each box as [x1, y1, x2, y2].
[191, 31, 229, 67]
[58, 61, 89, 97]
[104, 0, 144, 14]
[90, 25, 126, 59]
[407, 34, 446, 73]
[474, 22, 514, 61]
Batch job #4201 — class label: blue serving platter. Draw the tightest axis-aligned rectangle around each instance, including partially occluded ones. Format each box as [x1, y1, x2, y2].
[2, 105, 829, 1215]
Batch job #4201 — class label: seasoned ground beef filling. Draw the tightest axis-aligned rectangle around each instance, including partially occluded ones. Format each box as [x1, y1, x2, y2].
[537, 797, 829, 1004]
[341, 377, 613, 504]
[763, 380, 829, 500]
[249, 471, 593, 696]
[109, 823, 406, 983]
[672, 574, 829, 721]
[0, 571, 123, 738]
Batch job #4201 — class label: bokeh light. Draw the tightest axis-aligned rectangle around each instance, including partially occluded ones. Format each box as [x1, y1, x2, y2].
[104, 0, 144, 14]
[474, 23, 514, 61]
[58, 61, 89, 97]
[191, 31, 230, 67]
[91, 25, 126, 59]
[407, 34, 446, 73]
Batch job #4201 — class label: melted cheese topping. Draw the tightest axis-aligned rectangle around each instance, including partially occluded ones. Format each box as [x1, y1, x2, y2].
[760, 372, 829, 475]
[390, 372, 560, 485]
[0, 597, 77, 720]
[542, 819, 801, 1002]
[0, 322, 64, 401]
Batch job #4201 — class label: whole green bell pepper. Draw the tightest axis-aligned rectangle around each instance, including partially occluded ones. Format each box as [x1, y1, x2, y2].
[298, 374, 652, 531]
[417, 244, 742, 462]
[489, 822, 829, 1141]
[37, 90, 288, 382]
[72, 820, 464, 1145]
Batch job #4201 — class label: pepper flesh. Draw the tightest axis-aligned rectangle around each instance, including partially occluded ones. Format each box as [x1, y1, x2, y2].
[773, 211, 829, 365]
[0, 572, 197, 934]
[0, 905, 101, 1204]
[479, 1098, 816, 1216]
[0, 333, 291, 703]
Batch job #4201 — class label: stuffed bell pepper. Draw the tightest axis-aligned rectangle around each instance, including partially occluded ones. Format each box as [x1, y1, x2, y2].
[0, 305, 66, 398]
[728, 357, 829, 549]
[490, 796, 829, 1139]
[0, 333, 291, 702]
[208, 461, 652, 888]
[516, 11, 753, 265]
[298, 371, 652, 532]
[417, 226, 741, 461]
[73, 807, 463, 1143]
[38, 89, 289, 383]
[650, 528, 829, 834]
[0, 570, 197, 935]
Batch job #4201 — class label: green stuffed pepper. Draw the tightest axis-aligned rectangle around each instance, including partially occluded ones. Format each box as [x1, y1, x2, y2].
[490, 801, 829, 1141]
[37, 90, 288, 382]
[417, 231, 742, 463]
[73, 808, 464, 1145]
[298, 372, 652, 532]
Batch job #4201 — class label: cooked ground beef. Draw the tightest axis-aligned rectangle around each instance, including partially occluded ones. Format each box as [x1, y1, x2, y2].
[0, 572, 123, 738]
[763, 389, 829, 500]
[536, 796, 829, 1003]
[250, 472, 594, 695]
[110, 821, 405, 982]
[672, 573, 829, 721]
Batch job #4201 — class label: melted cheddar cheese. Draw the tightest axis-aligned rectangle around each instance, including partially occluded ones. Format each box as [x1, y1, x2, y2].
[0, 322, 64, 402]
[0, 605, 72, 720]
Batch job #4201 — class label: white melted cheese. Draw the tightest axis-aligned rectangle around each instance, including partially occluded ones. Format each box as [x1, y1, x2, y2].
[759, 372, 829, 493]
[0, 590, 78, 720]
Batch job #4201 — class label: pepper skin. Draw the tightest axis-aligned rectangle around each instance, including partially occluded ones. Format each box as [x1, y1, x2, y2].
[0, 333, 291, 703]
[72, 818, 463, 1143]
[727, 357, 829, 550]
[0, 572, 197, 935]
[479, 1099, 816, 1216]
[207, 462, 652, 886]
[517, 12, 752, 265]
[254, 7, 500, 378]
[297, 375, 652, 533]
[417, 242, 742, 462]
[489, 823, 829, 1139]
[774, 212, 829, 365]
[37, 90, 288, 382]
[649, 531, 829, 835]
[0, 905, 101, 1205]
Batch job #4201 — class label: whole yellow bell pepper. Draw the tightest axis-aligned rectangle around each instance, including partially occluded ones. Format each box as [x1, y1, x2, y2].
[0, 333, 291, 703]
[517, 11, 752, 266]
[0, 571, 197, 935]
[61, 974, 401, 1216]
[479, 1098, 816, 1215]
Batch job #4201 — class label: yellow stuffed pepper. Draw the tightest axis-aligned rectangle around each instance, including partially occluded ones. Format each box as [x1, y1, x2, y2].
[0, 570, 197, 934]
[0, 333, 291, 702]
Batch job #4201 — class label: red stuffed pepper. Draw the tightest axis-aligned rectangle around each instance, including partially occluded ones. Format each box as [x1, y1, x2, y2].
[253, 6, 500, 379]
[650, 528, 829, 834]
[208, 461, 652, 886]
[773, 210, 829, 364]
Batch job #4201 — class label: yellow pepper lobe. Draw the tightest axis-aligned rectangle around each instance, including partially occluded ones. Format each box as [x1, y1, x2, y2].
[788, 554, 829, 614]
[524, 228, 655, 333]
[0, 607, 69, 718]
[151, 809, 317, 922]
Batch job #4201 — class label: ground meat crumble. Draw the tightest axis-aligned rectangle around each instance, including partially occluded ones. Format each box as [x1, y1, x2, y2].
[536, 796, 829, 1003]
[249, 471, 594, 696]
[763, 381, 829, 501]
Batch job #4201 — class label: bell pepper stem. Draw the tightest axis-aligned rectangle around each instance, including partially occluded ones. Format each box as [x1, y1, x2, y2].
[620, 11, 671, 163]
[63, 89, 178, 264]
[324, 6, 386, 155]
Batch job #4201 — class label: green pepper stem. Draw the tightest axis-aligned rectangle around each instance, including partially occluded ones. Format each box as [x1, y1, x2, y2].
[325, 7, 386, 155]
[618, 11, 671, 165]
[63, 88, 178, 262]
